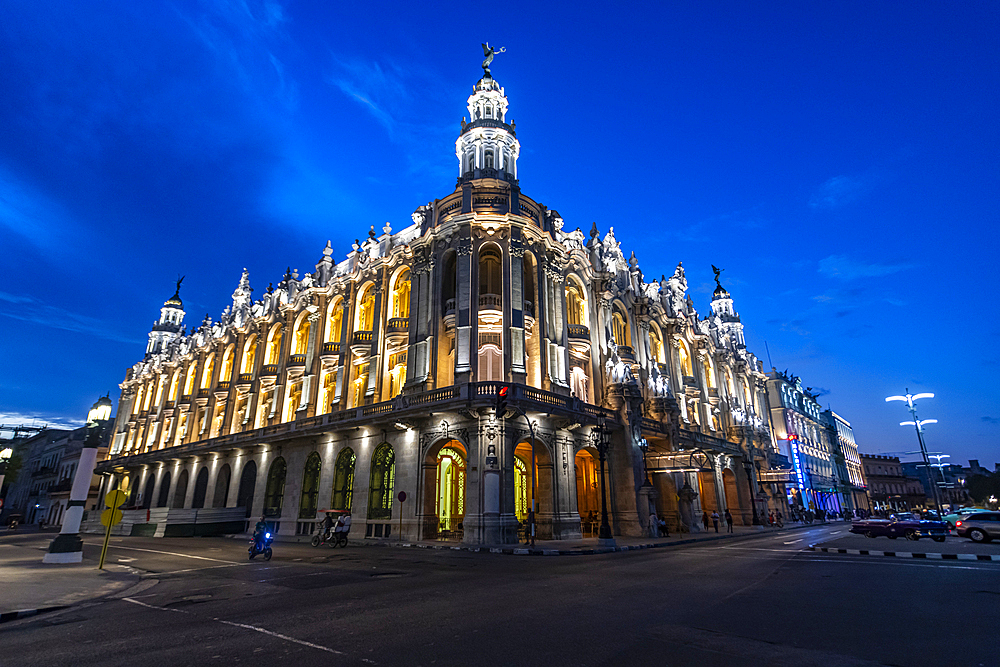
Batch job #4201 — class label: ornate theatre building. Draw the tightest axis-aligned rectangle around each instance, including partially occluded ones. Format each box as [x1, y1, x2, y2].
[98, 57, 778, 544]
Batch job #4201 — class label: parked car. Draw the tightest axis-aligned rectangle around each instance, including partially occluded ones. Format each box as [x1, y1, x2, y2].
[942, 508, 981, 529]
[955, 512, 1000, 543]
[850, 515, 948, 542]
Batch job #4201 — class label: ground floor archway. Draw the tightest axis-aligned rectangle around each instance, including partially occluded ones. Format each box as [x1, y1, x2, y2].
[575, 448, 599, 536]
[421, 439, 466, 540]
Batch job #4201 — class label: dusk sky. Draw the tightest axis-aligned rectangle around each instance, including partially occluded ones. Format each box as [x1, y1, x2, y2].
[1, 2, 997, 467]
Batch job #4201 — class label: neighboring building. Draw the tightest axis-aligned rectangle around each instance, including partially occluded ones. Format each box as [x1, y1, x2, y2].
[901, 462, 971, 511]
[97, 57, 779, 544]
[2, 426, 110, 525]
[823, 410, 867, 512]
[766, 370, 839, 513]
[861, 454, 926, 512]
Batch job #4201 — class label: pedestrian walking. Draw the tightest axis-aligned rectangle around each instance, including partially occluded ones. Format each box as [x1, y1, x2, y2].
[724, 509, 734, 533]
[702, 511, 709, 531]
[658, 516, 669, 538]
[711, 510, 720, 533]
[648, 511, 659, 538]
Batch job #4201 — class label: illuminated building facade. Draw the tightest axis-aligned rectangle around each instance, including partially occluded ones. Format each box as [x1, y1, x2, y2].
[98, 61, 778, 543]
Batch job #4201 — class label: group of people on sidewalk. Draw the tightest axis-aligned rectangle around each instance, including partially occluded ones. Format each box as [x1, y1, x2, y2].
[698, 509, 735, 533]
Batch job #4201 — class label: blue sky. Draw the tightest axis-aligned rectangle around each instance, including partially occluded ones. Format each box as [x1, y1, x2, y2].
[1, 2, 997, 467]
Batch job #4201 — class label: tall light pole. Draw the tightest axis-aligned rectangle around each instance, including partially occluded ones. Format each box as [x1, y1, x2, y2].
[44, 396, 113, 564]
[885, 390, 945, 518]
[928, 453, 951, 510]
[591, 416, 615, 546]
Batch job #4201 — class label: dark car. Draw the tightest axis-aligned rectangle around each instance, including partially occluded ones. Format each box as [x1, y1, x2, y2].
[849, 514, 948, 542]
[955, 512, 1000, 543]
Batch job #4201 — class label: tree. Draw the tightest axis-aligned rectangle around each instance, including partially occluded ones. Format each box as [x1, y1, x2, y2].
[966, 473, 1000, 504]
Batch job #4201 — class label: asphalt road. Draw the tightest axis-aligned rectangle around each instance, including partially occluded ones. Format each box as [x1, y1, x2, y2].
[3, 526, 999, 667]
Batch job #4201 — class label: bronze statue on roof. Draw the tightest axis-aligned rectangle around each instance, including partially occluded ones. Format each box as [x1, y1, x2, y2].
[481, 42, 505, 75]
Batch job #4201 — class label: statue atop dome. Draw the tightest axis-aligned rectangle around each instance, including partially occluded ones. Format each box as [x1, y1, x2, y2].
[481, 42, 505, 76]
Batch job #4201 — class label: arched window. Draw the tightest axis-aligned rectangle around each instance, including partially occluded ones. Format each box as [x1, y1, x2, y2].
[612, 311, 630, 347]
[356, 284, 375, 331]
[265, 324, 283, 365]
[649, 326, 664, 364]
[442, 252, 457, 314]
[298, 452, 321, 519]
[479, 246, 502, 297]
[392, 269, 411, 319]
[201, 355, 215, 389]
[157, 470, 171, 508]
[565, 281, 586, 326]
[184, 363, 198, 396]
[173, 469, 189, 509]
[263, 457, 286, 517]
[704, 356, 716, 389]
[678, 340, 693, 377]
[168, 371, 180, 401]
[221, 346, 235, 381]
[192, 466, 209, 509]
[484, 149, 494, 168]
[367, 444, 395, 520]
[241, 336, 257, 375]
[293, 315, 311, 355]
[725, 369, 735, 397]
[326, 298, 344, 343]
[331, 448, 356, 511]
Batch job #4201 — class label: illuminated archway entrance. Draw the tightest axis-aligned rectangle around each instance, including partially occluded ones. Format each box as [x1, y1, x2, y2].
[435, 444, 466, 536]
[575, 449, 600, 536]
[514, 440, 553, 537]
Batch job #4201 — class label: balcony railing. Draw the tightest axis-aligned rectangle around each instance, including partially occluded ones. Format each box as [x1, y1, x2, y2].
[288, 354, 306, 366]
[683, 376, 698, 387]
[386, 318, 409, 333]
[568, 324, 590, 340]
[237, 373, 253, 384]
[351, 331, 373, 346]
[479, 294, 502, 310]
[444, 298, 456, 315]
[260, 364, 279, 376]
[197, 388, 210, 399]
[618, 345, 635, 362]
[321, 341, 341, 355]
[216, 381, 230, 391]
[180, 394, 192, 403]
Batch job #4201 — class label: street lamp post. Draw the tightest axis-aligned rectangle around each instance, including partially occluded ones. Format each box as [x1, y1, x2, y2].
[638, 438, 651, 487]
[44, 396, 113, 564]
[591, 417, 615, 546]
[886, 391, 945, 518]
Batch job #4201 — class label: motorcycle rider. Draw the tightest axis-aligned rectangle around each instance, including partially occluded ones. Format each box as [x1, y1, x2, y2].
[252, 516, 268, 550]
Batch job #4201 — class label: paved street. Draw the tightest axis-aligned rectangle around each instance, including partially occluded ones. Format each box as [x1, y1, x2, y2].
[2, 526, 999, 666]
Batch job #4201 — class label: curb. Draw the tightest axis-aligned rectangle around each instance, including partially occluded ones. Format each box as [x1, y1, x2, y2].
[351, 523, 822, 557]
[0, 606, 70, 624]
[807, 544, 1000, 562]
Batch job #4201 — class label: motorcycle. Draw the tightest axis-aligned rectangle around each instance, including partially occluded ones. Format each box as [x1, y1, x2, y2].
[249, 531, 274, 561]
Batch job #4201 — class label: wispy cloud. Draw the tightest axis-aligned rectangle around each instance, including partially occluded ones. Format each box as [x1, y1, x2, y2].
[809, 174, 872, 209]
[818, 255, 914, 281]
[982, 416, 1000, 425]
[0, 166, 75, 249]
[0, 411, 84, 430]
[0, 292, 143, 344]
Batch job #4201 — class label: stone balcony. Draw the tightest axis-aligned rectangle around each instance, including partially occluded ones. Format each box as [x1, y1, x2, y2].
[320, 341, 341, 357]
[288, 354, 306, 367]
[260, 364, 279, 376]
[479, 293, 502, 311]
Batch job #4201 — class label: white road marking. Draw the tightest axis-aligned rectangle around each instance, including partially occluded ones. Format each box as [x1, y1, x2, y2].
[783, 539, 804, 544]
[122, 597, 358, 659]
[90, 543, 240, 564]
[117, 557, 136, 562]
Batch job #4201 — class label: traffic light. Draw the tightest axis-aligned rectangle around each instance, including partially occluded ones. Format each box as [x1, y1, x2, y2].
[496, 384, 509, 416]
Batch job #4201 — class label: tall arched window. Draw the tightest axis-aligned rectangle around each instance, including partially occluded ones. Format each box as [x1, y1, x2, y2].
[392, 269, 411, 319]
[612, 311, 630, 347]
[263, 457, 286, 517]
[649, 326, 664, 364]
[168, 371, 180, 401]
[704, 356, 716, 388]
[293, 315, 311, 355]
[201, 355, 215, 389]
[298, 452, 321, 519]
[241, 336, 258, 374]
[566, 281, 586, 326]
[479, 246, 502, 297]
[678, 340, 693, 377]
[367, 444, 395, 520]
[331, 448, 356, 511]
[356, 284, 375, 331]
[265, 324, 283, 365]
[184, 363, 198, 396]
[325, 298, 344, 343]
[221, 346, 235, 381]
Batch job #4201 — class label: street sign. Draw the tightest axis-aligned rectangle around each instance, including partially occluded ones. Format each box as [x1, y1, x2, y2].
[100, 508, 123, 527]
[98, 487, 128, 570]
[397, 491, 406, 502]
[105, 489, 127, 509]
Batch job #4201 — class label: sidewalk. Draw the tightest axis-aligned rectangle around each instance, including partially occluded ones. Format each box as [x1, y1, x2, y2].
[362, 520, 825, 556]
[0, 533, 142, 619]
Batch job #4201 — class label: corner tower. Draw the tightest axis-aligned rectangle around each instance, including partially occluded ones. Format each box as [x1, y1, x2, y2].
[456, 72, 520, 183]
[146, 277, 186, 357]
